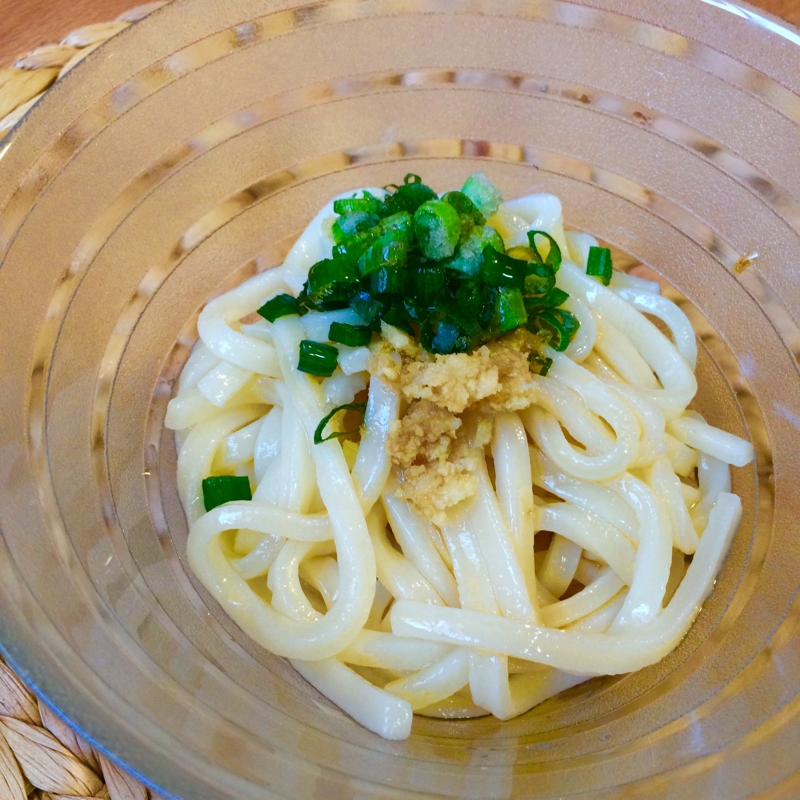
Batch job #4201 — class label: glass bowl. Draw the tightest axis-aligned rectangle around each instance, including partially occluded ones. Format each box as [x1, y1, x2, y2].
[1, 0, 798, 797]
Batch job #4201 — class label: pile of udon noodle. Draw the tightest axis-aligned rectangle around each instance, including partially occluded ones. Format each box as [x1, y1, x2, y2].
[166, 189, 754, 740]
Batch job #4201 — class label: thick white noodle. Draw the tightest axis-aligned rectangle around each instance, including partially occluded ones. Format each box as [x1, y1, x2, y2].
[611, 285, 697, 369]
[491, 413, 539, 619]
[530, 449, 639, 539]
[557, 261, 697, 418]
[594, 316, 659, 390]
[197, 361, 254, 407]
[536, 503, 636, 585]
[564, 230, 598, 268]
[390, 494, 743, 674]
[649, 457, 699, 554]
[179, 342, 219, 391]
[172, 189, 756, 740]
[537, 534, 582, 598]
[338, 630, 453, 670]
[253, 405, 282, 480]
[467, 454, 535, 620]
[219, 417, 264, 467]
[383, 649, 470, 710]
[367, 505, 444, 605]
[177, 405, 264, 523]
[606, 475, 672, 631]
[353, 377, 399, 513]
[667, 415, 755, 467]
[609, 271, 661, 295]
[539, 567, 625, 628]
[197, 269, 286, 376]
[382, 482, 460, 607]
[291, 658, 412, 740]
[562, 295, 596, 362]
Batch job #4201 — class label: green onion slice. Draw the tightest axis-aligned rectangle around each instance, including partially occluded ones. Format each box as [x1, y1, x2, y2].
[523, 261, 557, 295]
[528, 351, 554, 377]
[461, 172, 503, 218]
[381, 302, 414, 335]
[383, 180, 438, 216]
[523, 287, 569, 312]
[413, 264, 447, 307]
[358, 229, 409, 277]
[480, 246, 527, 289]
[527, 230, 562, 270]
[586, 246, 613, 285]
[333, 191, 384, 215]
[298, 339, 339, 376]
[441, 190, 484, 239]
[531, 308, 580, 351]
[349, 291, 382, 324]
[420, 314, 465, 355]
[304, 259, 360, 310]
[370, 264, 406, 295]
[328, 321, 373, 347]
[413, 199, 461, 260]
[313, 402, 368, 444]
[444, 225, 504, 276]
[202, 475, 252, 512]
[494, 287, 528, 334]
[332, 210, 381, 244]
[257, 293, 302, 323]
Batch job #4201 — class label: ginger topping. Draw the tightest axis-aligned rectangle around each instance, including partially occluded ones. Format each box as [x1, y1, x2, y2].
[370, 328, 543, 523]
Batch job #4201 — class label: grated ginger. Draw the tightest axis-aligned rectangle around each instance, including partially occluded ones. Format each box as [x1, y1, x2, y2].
[370, 329, 544, 523]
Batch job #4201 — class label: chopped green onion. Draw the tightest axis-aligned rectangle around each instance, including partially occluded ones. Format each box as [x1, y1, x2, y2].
[444, 225, 504, 276]
[349, 291, 382, 324]
[586, 246, 613, 285]
[328, 322, 373, 347]
[313, 402, 368, 444]
[528, 352, 554, 377]
[383, 179, 438, 216]
[381, 302, 414, 335]
[358, 229, 409, 276]
[523, 287, 570, 312]
[202, 475, 252, 511]
[332, 210, 380, 244]
[494, 287, 528, 334]
[530, 308, 580, 351]
[413, 199, 461, 260]
[257, 293, 302, 322]
[480, 246, 527, 289]
[448, 280, 491, 331]
[305, 259, 360, 309]
[333, 191, 384, 215]
[333, 227, 379, 263]
[441, 191, 484, 240]
[420, 314, 464, 355]
[298, 339, 339, 376]
[370, 264, 406, 295]
[523, 260, 557, 295]
[293, 173, 579, 358]
[527, 230, 562, 270]
[461, 171, 503, 218]
[413, 264, 447, 307]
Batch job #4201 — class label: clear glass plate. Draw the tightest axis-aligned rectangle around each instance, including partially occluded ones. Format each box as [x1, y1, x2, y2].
[0, 0, 798, 797]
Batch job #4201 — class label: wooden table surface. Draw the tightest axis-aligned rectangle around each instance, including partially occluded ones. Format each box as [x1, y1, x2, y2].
[1, 0, 799, 67]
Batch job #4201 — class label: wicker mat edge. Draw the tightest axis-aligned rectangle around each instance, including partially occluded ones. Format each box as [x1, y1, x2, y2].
[1, 6, 165, 797]
[0, 2, 165, 140]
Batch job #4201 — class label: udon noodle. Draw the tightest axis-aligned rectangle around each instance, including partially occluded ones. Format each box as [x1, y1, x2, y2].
[167, 186, 754, 740]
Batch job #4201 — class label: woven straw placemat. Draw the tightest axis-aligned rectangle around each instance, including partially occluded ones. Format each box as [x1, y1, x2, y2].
[1, 2, 797, 799]
[0, 2, 164, 139]
[0, 12, 164, 800]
